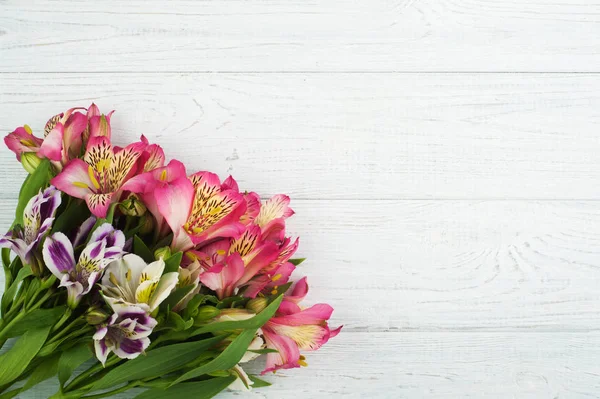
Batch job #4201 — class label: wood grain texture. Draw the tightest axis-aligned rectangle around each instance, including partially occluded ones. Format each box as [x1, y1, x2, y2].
[2, 200, 600, 332]
[1, 1, 600, 72]
[3, 332, 600, 398]
[2, 73, 600, 200]
[2, 0, 600, 397]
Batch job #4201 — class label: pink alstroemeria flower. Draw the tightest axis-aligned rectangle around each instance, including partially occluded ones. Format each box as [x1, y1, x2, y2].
[38, 109, 88, 166]
[5, 107, 88, 167]
[133, 170, 247, 251]
[199, 253, 245, 299]
[52, 136, 146, 217]
[123, 159, 189, 238]
[84, 103, 114, 142]
[4, 125, 44, 161]
[261, 279, 341, 374]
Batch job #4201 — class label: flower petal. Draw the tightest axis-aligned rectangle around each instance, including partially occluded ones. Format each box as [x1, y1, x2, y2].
[73, 216, 97, 247]
[270, 304, 334, 327]
[51, 159, 94, 199]
[148, 272, 179, 311]
[42, 232, 76, 277]
[4, 127, 43, 161]
[261, 329, 301, 374]
[38, 123, 64, 161]
[94, 338, 111, 366]
[85, 193, 114, 218]
[255, 194, 294, 228]
[110, 141, 146, 188]
[199, 254, 245, 299]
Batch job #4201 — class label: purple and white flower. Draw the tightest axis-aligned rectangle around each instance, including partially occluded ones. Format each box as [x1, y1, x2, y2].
[42, 223, 125, 308]
[93, 306, 157, 365]
[100, 254, 179, 313]
[0, 186, 61, 270]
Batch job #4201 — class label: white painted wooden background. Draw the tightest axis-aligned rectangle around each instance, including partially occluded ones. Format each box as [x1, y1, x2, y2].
[1, 0, 600, 398]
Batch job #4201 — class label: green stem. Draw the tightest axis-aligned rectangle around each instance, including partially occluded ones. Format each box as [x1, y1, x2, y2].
[0, 311, 25, 342]
[65, 356, 121, 392]
[80, 381, 140, 399]
[26, 289, 54, 311]
[50, 309, 74, 334]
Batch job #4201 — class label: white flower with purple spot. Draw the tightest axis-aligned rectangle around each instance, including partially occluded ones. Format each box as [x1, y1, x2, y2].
[0, 186, 61, 268]
[93, 306, 157, 365]
[42, 223, 125, 308]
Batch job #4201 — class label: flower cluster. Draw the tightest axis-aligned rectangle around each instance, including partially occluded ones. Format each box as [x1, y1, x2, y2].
[0, 104, 340, 398]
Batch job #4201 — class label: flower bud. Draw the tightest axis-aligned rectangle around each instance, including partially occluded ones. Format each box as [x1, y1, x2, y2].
[139, 214, 155, 235]
[195, 306, 221, 321]
[246, 297, 268, 313]
[85, 307, 110, 325]
[215, 308, 255, 322]
[119, 194, 147, 217]
[154, 246, 172, 261]
[21, 152, 42, 174]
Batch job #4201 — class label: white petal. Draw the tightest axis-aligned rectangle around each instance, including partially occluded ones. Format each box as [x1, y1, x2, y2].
[148, 272, 179, 311]
[140, 259, 165, 284]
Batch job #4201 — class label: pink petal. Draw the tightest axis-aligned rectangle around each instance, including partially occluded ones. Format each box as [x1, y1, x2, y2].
[221, 175, 239, 191]
[199, 254, 245, 299]
[38, 122, 65, 161]
[87, 103, 101, 118]
[270, 304, 334, 326]
[86, 193, 114, 218]
[63, 112, 87, 156]
[240, 192, 261, 225]
[4, 127, 43, 160]
[51, 159, 94, 199]
[261, 329, 301, 374]
[155, 177, 194, 234]
[256, 194, 294, 228]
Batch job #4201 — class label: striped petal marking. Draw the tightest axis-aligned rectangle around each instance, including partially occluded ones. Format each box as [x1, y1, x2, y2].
[184, 172, 243, 235]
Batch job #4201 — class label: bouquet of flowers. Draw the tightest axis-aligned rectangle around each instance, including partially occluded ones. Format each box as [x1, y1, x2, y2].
[0, 104, 341, 399]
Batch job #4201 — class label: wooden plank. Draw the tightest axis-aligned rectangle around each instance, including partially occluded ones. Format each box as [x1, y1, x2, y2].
[5, 332, 600, 398]
[1, 1, 600, 72]
[2, 199, 600, 331]
[1, 73, 600, 199]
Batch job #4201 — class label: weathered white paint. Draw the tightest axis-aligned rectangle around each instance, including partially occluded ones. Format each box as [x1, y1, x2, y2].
[1, 1, 600, 72]
[2, 73, 600, 200]
[1, 0, 600, 397]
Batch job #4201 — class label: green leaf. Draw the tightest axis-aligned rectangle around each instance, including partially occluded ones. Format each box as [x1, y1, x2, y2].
[172, 329, 258, 385]
[2, 307, 65, 338]
[91, 334, 227, 391]
[58, 343, 92, 386]
[136, 376, 235, 399]
[164, 252, 183, 274]
[22, 353, 60, 391]
[160, 285, 195, 312]
[249, 375, 272, 388]
[248, 348, 279, 354]
[192, 294, 282, 336]
[52, 198, 91, 234]
[0, 327, 50, 386]
[166, 312, 190, 332]
[1, 262, 30, 316]
[289, 258, 306, 266]
[133, 235, 154, 263]
[15, 159, 52, 226]
[0, 389, 21, 399]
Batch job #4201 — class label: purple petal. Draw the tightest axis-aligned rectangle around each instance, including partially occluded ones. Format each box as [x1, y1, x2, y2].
[73, 216, 97, 247]
[42, 233, 75, 277]
[94, 338, 110, 365]
[39, 186, 62, 221]
[88, 240, 104, 259]
[117, 337, 144, 355]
